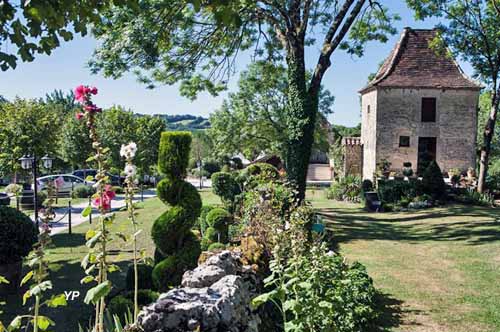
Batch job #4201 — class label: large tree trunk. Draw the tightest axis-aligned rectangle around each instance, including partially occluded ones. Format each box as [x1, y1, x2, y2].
[284, 47, 319, 200]
[478, 90, 499, 193]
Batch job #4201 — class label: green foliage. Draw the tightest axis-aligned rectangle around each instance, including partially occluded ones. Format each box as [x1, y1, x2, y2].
[455, 188, 495, 207]
[0, 1, 139, 70]
[107, 296, 133, 318]
[135, 115, 167, 176]
[111, 186, 124, 195]
[152, 131, 201, 288]
[0, 98, 62, 177]
[421, 161, 446, 199]
[0, 206, 38, 264]
[152, 232, 200, 291]
[361, 179, 374, 192]
[377, 179, 420, 204]
[198, 205, 215, 235]
[157, 178, 202, 215]
[72, 186, 96, 199]
[208, 242, 226, 251]
[206, 208, 231, 231]
[327, 176, 362, 202]
[209, 62, 334, 160]
[158, 132, 192, 178]
[211, 172, 241, 204]
[125, 264, 153, 291]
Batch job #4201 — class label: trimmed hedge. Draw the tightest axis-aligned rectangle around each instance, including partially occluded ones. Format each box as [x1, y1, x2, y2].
[0, 206, 38, 264]
[198, 205, 215, 235]
[72, 186, 96, 198]
[158, 131, 191, 178]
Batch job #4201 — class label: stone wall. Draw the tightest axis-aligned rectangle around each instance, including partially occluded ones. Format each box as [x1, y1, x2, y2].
[343, 137, 363, 177]
[361, 90, 378, 179]
[361, 87, 478, 177]
[136, 251, 261, 332]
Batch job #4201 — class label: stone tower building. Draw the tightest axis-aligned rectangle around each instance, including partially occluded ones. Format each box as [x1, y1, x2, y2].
[358, 28, 481, 179]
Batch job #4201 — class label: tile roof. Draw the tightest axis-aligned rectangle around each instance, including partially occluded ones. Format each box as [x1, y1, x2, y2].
[360, 28, 481, 93]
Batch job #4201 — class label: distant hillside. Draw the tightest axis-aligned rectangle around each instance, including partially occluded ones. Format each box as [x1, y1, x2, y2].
[154, 114, 210, 131]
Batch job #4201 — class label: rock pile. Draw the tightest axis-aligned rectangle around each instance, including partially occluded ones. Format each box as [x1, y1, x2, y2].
[137, 251, 261, 332]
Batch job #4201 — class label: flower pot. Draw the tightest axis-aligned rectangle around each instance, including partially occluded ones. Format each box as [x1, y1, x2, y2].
[0, 261, 22, 295]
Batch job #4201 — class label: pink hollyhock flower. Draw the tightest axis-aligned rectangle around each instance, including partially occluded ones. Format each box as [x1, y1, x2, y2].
[92, 185, 116, 210]
[75, 112, 84, 120]
[75, 85, 87, 102]
[90, 86, 98, 95]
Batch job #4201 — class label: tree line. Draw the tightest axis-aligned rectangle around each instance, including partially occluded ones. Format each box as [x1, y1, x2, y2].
[0, 92, 165, 181]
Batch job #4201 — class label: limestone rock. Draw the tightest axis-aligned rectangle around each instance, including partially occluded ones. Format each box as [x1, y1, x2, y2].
[137, 251, 260, 332]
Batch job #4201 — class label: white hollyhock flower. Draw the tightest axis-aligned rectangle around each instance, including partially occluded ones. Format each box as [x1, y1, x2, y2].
[120, 142, 137, 158]
[124, 164, 137, 178]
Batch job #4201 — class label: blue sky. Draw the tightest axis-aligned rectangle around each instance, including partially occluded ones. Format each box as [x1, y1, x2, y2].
[0, 1, 474, 127]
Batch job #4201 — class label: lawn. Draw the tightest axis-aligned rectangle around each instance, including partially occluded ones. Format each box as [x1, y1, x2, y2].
[319, 200, 500, 332]
[1, 190, 221, 331]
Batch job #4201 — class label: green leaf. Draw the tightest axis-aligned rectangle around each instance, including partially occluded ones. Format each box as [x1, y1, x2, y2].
[46, 294, 67, 308]
[82, 206, 92, 218]
[30, 281, 52, 296]
[85, 175, 94, 182]
[8, 316, 22, 331]
[0, 276, 9, 284]
[107, 264, 120, 273]
[80, 276, 94, 284]
[20, 271, 33, 286]
[251, 290, 277, 309]
[22, 290, 31, 305]
[35, 316, 54, 330]
[85, 231, 102, 248]
[84, 281, 112, 305]
[85, 229, 96, 241]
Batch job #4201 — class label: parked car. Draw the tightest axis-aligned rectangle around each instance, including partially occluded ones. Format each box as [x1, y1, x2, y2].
[34, 175, 94, 193]
[72, 169, 124, 186]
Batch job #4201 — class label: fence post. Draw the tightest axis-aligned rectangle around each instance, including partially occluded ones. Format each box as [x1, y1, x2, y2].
[68, 201, 72, 235]
[141, 185, 144, 202]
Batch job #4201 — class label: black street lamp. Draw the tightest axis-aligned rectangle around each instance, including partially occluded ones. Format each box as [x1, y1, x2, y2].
[19, 154, 54, 226]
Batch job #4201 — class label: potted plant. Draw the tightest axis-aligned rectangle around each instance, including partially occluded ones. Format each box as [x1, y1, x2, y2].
[0, 206, 38, 295]
[402, 162, 413, 177]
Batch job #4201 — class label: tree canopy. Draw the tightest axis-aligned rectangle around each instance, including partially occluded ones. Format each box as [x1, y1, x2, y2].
[89, 0, 398, 198]
[0, 0, 138, 70]
[209, 61, 334, 160]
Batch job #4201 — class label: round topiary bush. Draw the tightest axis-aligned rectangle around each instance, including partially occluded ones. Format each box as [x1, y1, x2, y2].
[125, 263, 154, 291]
[246, 163, 279, 180]
[206, 208, 231, 238]
[198, 205, 215, 235]
[151, 132, 202, 289]
[211, 172, 241, 203]
[0, 206, 38, 264]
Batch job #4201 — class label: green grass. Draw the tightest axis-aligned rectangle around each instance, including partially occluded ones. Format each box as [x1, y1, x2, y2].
[1, 189, 218, 331]
[319, 198, 500, 332]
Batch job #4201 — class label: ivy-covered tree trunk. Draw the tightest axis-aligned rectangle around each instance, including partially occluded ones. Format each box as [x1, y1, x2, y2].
[284, 47, 319, 200]
[478, 89, 500, 193]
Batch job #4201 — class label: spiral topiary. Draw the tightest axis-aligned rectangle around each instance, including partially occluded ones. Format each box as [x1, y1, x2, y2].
[151, 132, 202, 291]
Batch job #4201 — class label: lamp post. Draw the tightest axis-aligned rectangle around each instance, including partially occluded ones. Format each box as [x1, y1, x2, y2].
[19, 154, 54, 227]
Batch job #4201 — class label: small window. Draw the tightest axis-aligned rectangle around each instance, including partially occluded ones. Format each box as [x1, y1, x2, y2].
[399, 136, 410, 147]
[421, 97, 436, 122]
[367, 105, 371, 114]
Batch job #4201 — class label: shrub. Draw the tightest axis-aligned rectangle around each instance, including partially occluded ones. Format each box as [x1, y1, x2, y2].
[211, 172, 241, 203]
[0, 206, 38, 264]
[327, 175, 361, 202]
[202, 160, 220, 177]
[125, 263, 154, 291]
[123, 289, 159, 306]
[361, 179, 373, 192]
[72, 186, 96, 198]
[206, 208, 231, 231]
[198, 205, 215, 235]
[37, 191, 47, 207]
[422, 161, 446, 199]
[377, 179, 419, 204]
[111, 186, 124, 194]
[151, 131, 202, 289]
[107, 295, 133, 317]
[157, 131, 192, 178]
[208, 242, 226, 251]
